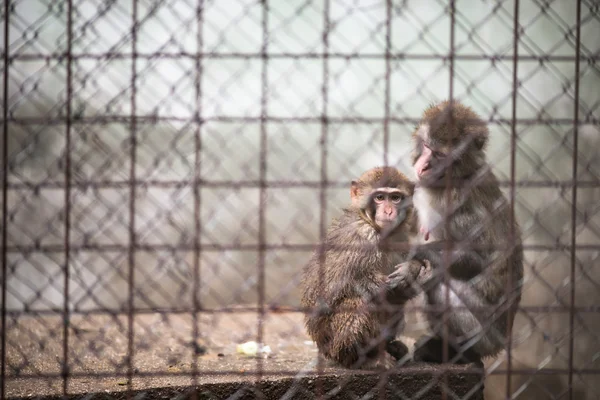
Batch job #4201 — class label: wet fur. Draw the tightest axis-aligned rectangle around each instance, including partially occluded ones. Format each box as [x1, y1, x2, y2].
[301, 167, 423, 369]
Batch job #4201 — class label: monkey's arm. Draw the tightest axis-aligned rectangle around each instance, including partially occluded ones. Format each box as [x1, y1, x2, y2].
[384, 259, 431, 301]
[410, 242, 484, 282]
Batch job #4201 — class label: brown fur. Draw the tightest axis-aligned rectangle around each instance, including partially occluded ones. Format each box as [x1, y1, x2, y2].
[413, 100, 489, 151]
[301, 167, 425, 369]
[411, 100, 490, 182]
[401, 100, 524, 363]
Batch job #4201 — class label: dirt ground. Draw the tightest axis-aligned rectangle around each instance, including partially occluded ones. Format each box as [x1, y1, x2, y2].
[5, 309, 484, 399]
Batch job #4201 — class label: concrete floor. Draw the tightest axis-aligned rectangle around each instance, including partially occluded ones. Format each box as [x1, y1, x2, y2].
[5, 310, 484, 399]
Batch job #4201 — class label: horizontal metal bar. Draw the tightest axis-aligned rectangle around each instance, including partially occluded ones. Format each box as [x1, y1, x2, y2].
[2, 115, 598, 126]
[5, 304, 600, 317]
[5, 368, 600, 380]
[4, 243, 600, 254]
[4, 52, 596, 63]
[5, 179, 600, 191]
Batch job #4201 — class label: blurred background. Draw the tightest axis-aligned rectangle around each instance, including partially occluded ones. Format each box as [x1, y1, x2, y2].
[2, 0, 599, 398]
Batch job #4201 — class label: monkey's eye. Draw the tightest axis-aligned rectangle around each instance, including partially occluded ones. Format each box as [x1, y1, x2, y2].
[374, 194, 385, 203]
[434, 150, 446, 158]
[390, 194, 403, 203]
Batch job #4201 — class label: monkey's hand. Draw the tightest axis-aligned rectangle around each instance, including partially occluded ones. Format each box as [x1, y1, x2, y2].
[415, 259, 433, 285]
[385, 259, 430, 302]
[387, 260, 423, 288]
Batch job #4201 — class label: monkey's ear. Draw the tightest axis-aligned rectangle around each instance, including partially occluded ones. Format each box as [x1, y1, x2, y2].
[350, 180, 359, 200]
[466, 123, 489, 150]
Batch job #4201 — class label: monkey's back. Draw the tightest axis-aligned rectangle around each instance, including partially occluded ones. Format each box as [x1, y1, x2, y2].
[474, 172, 525, 335]
[461, 172, 524, 287]
[459, 171, 524, 354]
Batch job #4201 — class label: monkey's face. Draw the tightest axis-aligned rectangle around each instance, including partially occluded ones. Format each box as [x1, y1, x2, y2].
[412, 125, 484, 187]
[415, 142, 443, 178]
[413, 139, 451, 185]
[365, 188, 413, 236]
[412, 101, 490, 187]
[350, 167, 415, 234]
[371, 188, 407, 230]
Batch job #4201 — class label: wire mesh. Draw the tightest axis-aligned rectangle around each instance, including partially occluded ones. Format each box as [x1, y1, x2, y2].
[1, 0, 599, 399]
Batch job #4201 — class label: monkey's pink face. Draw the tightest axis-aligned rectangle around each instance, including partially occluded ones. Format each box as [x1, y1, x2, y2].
[415, 143, 447, 181]
[372, 189, 407, 230]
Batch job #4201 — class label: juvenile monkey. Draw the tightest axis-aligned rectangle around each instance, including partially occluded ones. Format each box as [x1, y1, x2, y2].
[301, 167, 429, 369]
[387, 100, 524, 364]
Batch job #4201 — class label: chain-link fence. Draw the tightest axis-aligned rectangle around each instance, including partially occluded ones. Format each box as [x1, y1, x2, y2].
[2, 0, 599, 399]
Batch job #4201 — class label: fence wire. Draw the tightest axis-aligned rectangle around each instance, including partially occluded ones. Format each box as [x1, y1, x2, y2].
[1, 0, 600, 399]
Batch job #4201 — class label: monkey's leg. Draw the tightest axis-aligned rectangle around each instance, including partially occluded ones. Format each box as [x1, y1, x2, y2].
[415, 278, 508, 364]
[386, 340, 409, 361]
[384, 315, 409, 362]
[329, 300, 385, 369]
[413, 287, 488, 365]
[379, 309, 410, 363]
[413, 335, 481, 364]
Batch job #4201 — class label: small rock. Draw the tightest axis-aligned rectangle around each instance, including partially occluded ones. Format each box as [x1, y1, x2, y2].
[236, 341, 272, 357]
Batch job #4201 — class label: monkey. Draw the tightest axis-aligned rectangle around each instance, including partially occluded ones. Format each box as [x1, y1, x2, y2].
[386, 100, 524, 365]
[300, 166, 431, 370]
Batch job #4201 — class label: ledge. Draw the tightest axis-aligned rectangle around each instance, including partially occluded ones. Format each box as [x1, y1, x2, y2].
[6, 311, 484, 399]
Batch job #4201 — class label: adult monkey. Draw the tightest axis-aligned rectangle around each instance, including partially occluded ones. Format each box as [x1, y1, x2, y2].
[387, 100, 524, 364]
[301, 167, 431, 369]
